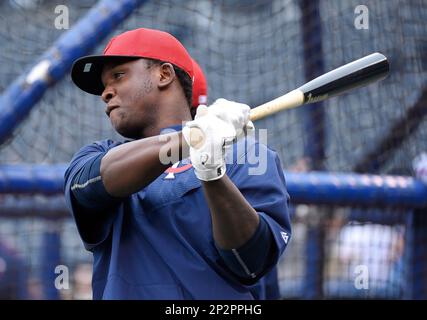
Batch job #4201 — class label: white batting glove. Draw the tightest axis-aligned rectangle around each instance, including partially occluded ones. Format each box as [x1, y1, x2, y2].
[208, 99, 255, 138]
[182, 99, 254, 181]
[413, 152, 427, 184]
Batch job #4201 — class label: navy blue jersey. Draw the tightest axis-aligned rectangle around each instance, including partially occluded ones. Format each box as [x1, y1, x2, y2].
[64, 136, 291, 299]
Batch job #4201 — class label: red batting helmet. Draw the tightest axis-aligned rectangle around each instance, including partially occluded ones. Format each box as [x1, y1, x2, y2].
[191, 58, 207, 108]
[71, 28, 194, 96]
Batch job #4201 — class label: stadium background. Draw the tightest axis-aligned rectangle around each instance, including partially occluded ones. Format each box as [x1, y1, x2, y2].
[0, 0, 426, 299]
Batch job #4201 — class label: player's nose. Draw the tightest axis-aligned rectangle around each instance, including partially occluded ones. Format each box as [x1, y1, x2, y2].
[101, 85, 116, 104]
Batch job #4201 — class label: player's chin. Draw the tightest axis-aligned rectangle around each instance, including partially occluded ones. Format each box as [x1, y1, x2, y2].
[113, 121, 142, 139]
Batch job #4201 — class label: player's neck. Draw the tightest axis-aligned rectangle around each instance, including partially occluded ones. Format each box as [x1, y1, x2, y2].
[158, 95, 192, 129]
[142, 99, 191, 138]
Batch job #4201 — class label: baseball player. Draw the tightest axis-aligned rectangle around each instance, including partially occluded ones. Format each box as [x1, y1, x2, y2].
[64, 27, 291, 299]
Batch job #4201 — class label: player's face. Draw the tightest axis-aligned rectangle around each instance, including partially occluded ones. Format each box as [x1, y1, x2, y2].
[101, 58, 159, 139]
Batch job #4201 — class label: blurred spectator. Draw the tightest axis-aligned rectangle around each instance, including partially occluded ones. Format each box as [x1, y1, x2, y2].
[27, 276, 44, 300]
[0, 241, 29, 299]
[326, 220, 405, 298]
[288, 157, 312, 173]
[413, 152, 427, 184]
[72, 263, 92, 300]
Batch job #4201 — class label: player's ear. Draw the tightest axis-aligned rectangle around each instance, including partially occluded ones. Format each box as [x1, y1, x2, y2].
[157, 62, 175, 89]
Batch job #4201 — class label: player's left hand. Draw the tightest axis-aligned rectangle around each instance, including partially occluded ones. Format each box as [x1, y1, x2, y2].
[182, 99, 254, 181]
[207, 99, 255, 138]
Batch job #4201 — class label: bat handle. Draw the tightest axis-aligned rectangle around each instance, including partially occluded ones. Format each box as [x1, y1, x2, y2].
[187, 127, 205, 149]
[250, 90, 304, 121]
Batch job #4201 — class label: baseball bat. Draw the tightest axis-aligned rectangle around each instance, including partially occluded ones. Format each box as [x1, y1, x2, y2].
[189, 52, 389, 148]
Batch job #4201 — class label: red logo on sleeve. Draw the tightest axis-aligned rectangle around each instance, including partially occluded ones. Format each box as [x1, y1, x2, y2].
[164, 161, 193, 179]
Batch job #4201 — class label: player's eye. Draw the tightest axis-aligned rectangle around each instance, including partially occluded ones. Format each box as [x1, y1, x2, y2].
[113, 72, 124, 80]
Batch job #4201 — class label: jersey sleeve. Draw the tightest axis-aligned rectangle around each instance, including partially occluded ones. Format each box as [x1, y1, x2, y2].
[64, 140, 123, 251]
[215, 214, 274, 282]
[224, 140, 292, 283]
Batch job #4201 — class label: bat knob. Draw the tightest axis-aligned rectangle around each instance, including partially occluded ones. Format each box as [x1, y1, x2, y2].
[189, 127, 205, 149]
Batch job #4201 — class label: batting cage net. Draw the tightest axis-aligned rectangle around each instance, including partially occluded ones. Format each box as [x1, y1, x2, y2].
[0, 0, 426, 299]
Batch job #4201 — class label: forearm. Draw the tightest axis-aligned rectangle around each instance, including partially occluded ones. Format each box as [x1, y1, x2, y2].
[101, 132, 189, 197]
[202, 175, 260, 250]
